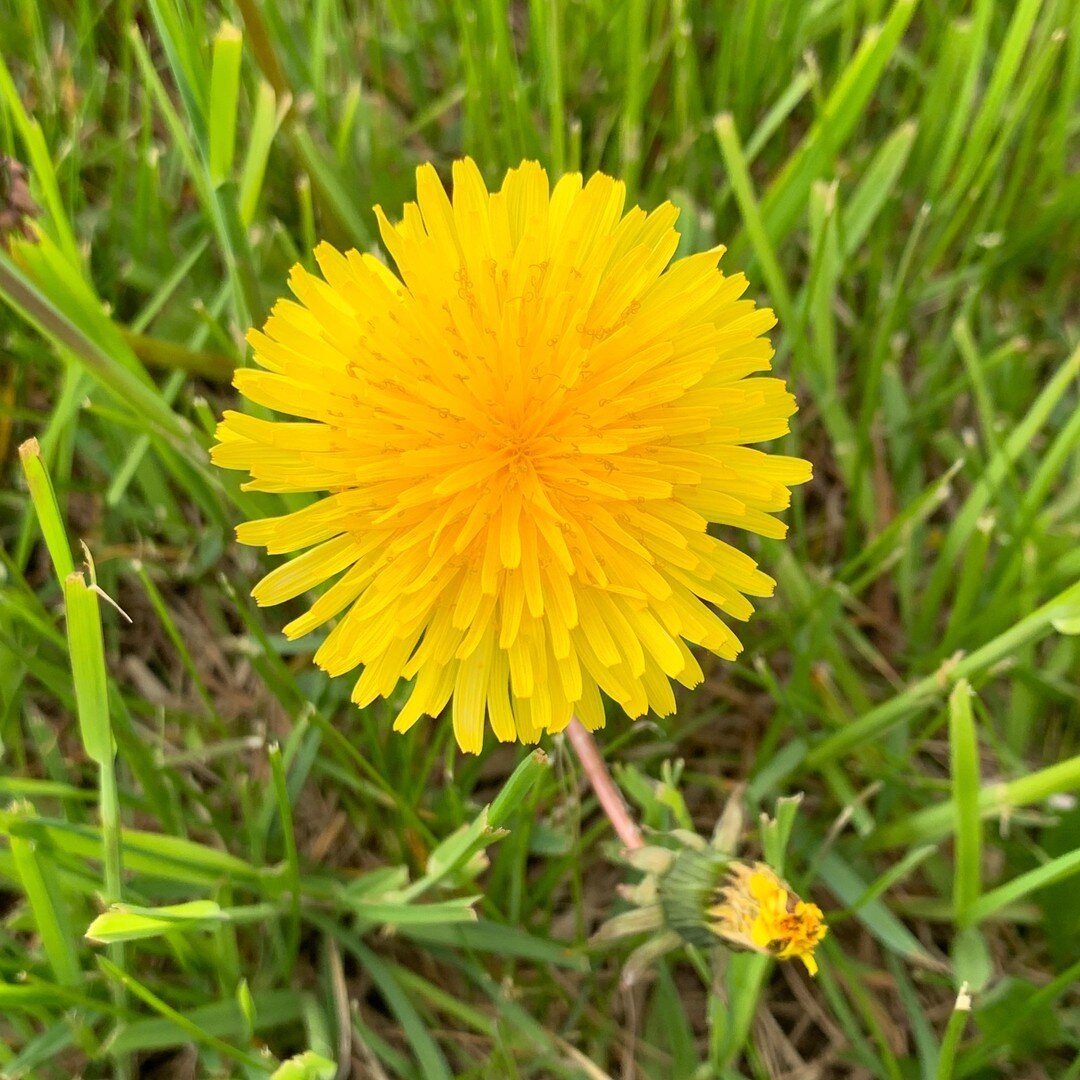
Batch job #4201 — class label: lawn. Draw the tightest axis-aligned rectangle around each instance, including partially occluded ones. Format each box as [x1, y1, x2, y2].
[1, 0, 1079, 1077]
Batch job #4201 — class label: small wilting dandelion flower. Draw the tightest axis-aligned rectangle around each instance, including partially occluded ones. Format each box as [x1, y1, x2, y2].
[595, 796, 827, 979]
[213, 159, 810, 752]
[709, 861, 827, 975]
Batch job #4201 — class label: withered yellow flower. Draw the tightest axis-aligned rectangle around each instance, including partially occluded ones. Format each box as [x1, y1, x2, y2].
[710, 862, 827, 975]
[213, 159, 810, 752]
[597, 841, 827, 980]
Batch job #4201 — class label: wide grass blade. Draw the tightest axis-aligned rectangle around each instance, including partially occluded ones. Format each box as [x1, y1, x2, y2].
[949, 681, 982, 924]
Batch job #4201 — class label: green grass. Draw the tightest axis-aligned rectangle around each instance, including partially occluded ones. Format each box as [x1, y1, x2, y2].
[2, 0, 1079, 1076]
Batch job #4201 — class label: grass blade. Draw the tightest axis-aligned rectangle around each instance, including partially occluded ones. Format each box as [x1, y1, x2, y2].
[208, 22, 243, 185]
[949, 681, 982, 924]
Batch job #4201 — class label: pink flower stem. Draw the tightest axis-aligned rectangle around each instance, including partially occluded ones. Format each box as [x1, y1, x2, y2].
[565, 718, 644, 852]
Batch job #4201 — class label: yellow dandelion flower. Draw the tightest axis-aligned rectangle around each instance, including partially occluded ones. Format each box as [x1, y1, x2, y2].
[212, 158, 810, 753]
[597, 840, 828, 979]
[710, 862, 827, 975]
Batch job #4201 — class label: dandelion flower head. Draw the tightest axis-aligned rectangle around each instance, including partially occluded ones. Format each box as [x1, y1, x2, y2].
[212, 159, 810, 752]
[710, 862, 827, 975]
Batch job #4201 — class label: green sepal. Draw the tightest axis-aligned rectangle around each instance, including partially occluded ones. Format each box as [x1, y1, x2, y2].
[659, 847, 732, 948]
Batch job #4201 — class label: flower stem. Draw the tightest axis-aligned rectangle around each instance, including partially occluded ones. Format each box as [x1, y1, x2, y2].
[565, 719, 644, 851]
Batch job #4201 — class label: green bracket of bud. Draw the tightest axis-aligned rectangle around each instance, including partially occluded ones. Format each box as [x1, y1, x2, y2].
[659, 846, 731, 948]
